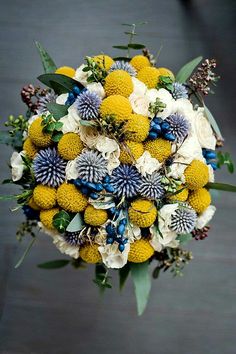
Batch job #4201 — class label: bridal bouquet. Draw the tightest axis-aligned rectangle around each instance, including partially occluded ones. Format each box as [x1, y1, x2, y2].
[1, 24, 235, 314]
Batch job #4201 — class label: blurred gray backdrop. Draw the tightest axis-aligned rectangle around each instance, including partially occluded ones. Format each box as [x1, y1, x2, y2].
[0, 0, 236, 353]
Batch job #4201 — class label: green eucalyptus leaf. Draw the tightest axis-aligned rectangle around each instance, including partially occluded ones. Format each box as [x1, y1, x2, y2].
[124, 31, 137, 35]
[113, 57, 131, 62]
[66, 213, 84, 233]
[206, 182, 236, 192]
[152, 266, 161, 279]
[46, 103, 68, 120]
[177, 233, 193, 244]
[128, 43, 146, 49]
[35, 41, 57, 73]
[15, 237, 36, 269]
[38, 73, 84, 94]
[176, 56, 203, 83]
[119, 263, 130, 290]
[113, 45, 129, 50]
[204, 105, 223, 139]
[130, 261, 151, 316]
[37, 259, 70, 269]
[0, 130, 12, 145]
[53, 210, 71, 233]
[51, 132, 63, 142]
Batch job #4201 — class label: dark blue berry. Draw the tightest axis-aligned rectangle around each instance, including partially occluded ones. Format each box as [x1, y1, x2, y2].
[148, 131, 158, 140]
[161, 121, 170, 132]
[117, 223, 125, 236]
[104, 183, 115, 193]
[103, 175, 111, 183]
[95, 183, 104, 192]
[80, 186, 89, 195]
[107, 237, 114, 244]
[118, 244, 125, 252]
[163, 132, 176, 141]
[89, 192, 99, 199]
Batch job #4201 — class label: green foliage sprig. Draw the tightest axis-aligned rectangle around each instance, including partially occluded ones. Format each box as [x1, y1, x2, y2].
[217, 151, 234, 173]
[149, 98, 166, 116]
[157, 75, 174, 91]
[41, 113, 63, 142]
[83, 56, 107, 84]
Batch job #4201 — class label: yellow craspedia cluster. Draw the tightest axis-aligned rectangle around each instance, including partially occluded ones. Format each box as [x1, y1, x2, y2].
[100, 95, 132, 121]
[130, 55, 151, 71]
[23, 138, 38, 159]
[33, 185, 57, 210]
[28, 117, 52, 148]
[128, 239, 154, 263]
[137, 67, 161, 88]
[57, 133, 83, 160]
[80, 243, 102, 264]
[120, 141, 144, 164]
[40, 208, 59, 230]
[57, 183, 87, 213]
[169, 185, 189, 202]
[125, 114, 150, 142]
[28, 196, 40, 210]
[93, 54, 114, 70]
[188, 188, 211, 213]
[184, 160, 209, 190]
[144, 138, 171, 162]
[128, 199, 157, 228]
[84, 205, 108, 226]
[158, 67, 175, 80]
[104, 70, 133, 97]
[55, 66, 76, 78]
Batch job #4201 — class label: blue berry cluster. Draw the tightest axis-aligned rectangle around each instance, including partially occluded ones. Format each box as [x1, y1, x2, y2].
[106, 219, 128, 252]
[65, 85, 86, 105]
[202, 149, 217, 170]
[148, 117, 175, 141]
[72, 175, 114, 199]
[22, 206, 40, 221]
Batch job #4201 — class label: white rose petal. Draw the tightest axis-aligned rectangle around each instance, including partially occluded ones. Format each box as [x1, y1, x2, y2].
[87, 82, 105, 99]
[136, 151, 161, 176]
[95, 136, 120, 173]
[98, 243, 130, 269]
[10, 151, 26, 181]
[59, 102, 81, 134]
[79, 125, 100, 148]
[196, 205, 216, 229]
[129, 92, 149, 116]
[147, 88, 174, 119]
[132, 77, 148, 96]
[177, 135, 204, 162]
[74, 64, 91, 86]
[193, 108, 217, 150]
[65, 159, 79, 180]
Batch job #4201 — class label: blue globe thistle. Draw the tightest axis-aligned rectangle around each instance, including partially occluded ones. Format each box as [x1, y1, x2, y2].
[76, 150, 108, 183]
[36, 91, 58, 115]
[33, 148, 67, 187]
[170, 207, 197, 234]
[139, 172, 165, 200]
[110, 164, 142, 198]
[76, 90, 101, 120]
[109, 61, 137, 76]
[165, 113, 189, 143]
[172, 82, 188, 100]
[64, 231, 86, 246]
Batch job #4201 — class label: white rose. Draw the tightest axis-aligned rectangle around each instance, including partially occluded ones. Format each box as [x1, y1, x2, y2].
[135, 151, 161, 176]
[10, 151, 26, 181]
[177, 135, 204, 162]
[166, 155, 190, 182]
[196, 205, 216, 229]
[147, 88, 174, 118]
[87, 82, 105, 99]
[98, 243, 130, 269]
[172, 98, 195, 127]
[125, 224, 141, 243]
[132, 77, 148, 96]
[193, 108, 216, 150]
[74, 64, 91, 86]
[129, 92, 149, 116]
[65, 159, 79, 180]
[79, 125, 100, 148]
[59, 102, 81, 134]
[95, 136, 120, 173]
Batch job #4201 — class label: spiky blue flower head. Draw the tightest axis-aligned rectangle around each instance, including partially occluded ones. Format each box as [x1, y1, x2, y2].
[165, 113, 190, 143]
[110, 164, 142, 198]
[33, 148, 67, 187]
[76, 150, 108, 183]
[76, 90, 101, 120]
[170, 206, 197, 234]
[36, 91, 58, 115]
[109, 61, 137, 76]
[172, 82, 188, 100]
[64, 231, 86, 246]
[139, 172, 165, 200]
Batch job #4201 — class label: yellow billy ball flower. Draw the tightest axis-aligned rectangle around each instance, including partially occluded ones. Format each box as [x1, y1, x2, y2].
[84, 205, 108, 226]
[104, 70, 133, 97]
[125, 114, 150, 142]
[128, 239, 154, 263]
[168, 185, 189, 202]
[130, 55, 151, 71]
[33, 185, 57, 210]
[137, 67, 161, 88]
[100, 95, 132, 121]
[120, 141, 144, 164]
[55, 66, 76, 78]
[128, 199, 157, 228]
[40, 208, 59, 230]
[184, 160, 209, 190]
[188, 188, 211, 213]
[144, 138, 171, 162]
[23, 138, 38, 159]
[158, 67, 175, 80]
[28, 196, 41, 210]
[80, 243, 102, 264]
[28, 117, 52, 148]
[57, 133, 83, 160]
[57, 183, 87, 213]
[93, 54, 114, 70]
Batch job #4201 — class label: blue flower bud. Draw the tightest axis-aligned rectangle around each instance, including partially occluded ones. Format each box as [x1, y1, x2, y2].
[163, 132, 176, 141]
[106, 223, 116, 236]
[81, 179, 88, 186]
[205, 151, 217, 159]
[117, 223, 125, 236]
[80, 186, 89, 195]
[148, 131, 158, 140]
[161, 121, 170, 132]
[103, 175, 111, 183]
[154, 117, 163, 124]
[104, 184, 115, 193]
[73, 179, 82, 187]
[107, 237, 114, 244]
[89, 192, 99, 199]
[118, 244, 125, 252]
[120, 218, 127, 226]
[152, 124, 162, 134]
[73, 86, 81, 95]
[86, 182, 97, 190]
[68, 92, 75, 100]
[95, 183, 104, 192]
[109, 207, 117, 215]
[209, 162, 218, 170]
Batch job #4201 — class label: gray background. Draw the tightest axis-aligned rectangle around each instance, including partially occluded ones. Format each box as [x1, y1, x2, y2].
[0, 0, 236, 353]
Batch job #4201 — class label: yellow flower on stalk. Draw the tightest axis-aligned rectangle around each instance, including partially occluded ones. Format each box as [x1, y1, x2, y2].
[28, 117, 52, 148]
[168, 185, 189, 202]
[128, 199, 157, 228]
[23, 138, 38, 159]
[84, 205, 108, 226]
[80, 243, 102, 264]
[158, 67, 175, 80]
[128, 239, 154, 263]
[40, 208, 59, 230]
[137, 67, 161, 88]
[184, 160, 209, 190]
[104, 70, 133, 97]
[100, 95, 132, 121]
[58, 133, 83, 160]
[33, 185, 57, 210]
[144, 138, 171, 162]
[130, 55, 151, 71]
[188, 188, 211, 213]
[57, 183, 87, 213]
[120, 141, 144, 164]
[93, 55, 114, 70]
[55, 66, 76, 78]
[125, 114, 150, 142]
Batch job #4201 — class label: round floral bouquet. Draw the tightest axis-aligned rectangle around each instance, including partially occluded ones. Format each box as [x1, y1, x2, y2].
[1, 25, 235, 315]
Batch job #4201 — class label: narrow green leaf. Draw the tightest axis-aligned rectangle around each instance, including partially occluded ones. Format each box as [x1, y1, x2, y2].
[206, 182, 236, 192]
[15, 237, 36, 269]
[37, 259, 70, 269]
[38, 73, 83, 94]
[122, 23, 133, 27]
[0, 131, 11, 144]
[46, 102, 68, 120]
[66, 213, 84, 233]
[113, 45, 129, 50]
[52, 132, 63, 142]
[113, 57, 131, 62]
[177, 233, 193, 244]
[204, 104, 223, 139]
[124, 31, 137, 35]
[119, 263, 130, 290]
[130, 261, 151, 316]
[152, 266, 161, 279]
[128, 43, 146, 49]
[176, 56, 203, 83]
[35, 41, 57, 73]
